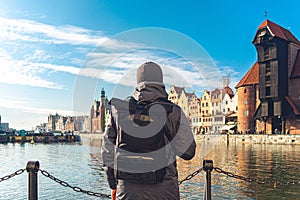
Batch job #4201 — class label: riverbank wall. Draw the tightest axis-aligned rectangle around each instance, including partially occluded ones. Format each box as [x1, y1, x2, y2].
[78, 133, 300, 147]
[195, 134, 300, 145]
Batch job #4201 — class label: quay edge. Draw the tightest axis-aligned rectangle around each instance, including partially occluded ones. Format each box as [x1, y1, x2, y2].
[195, 134, 300, 145]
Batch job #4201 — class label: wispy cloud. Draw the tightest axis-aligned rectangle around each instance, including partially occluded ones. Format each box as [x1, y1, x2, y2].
[0, 16, 240, 93]
[0, 48, 63, 89]
[0, 97, 75, 116]
[0, 16, 139, 49]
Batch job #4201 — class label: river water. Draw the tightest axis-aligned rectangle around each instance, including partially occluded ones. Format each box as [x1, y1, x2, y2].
[1, 140, 300, 200]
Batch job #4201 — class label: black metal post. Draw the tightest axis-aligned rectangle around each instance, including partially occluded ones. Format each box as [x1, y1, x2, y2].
[26, 161, 40, 200]
[203, 160, 213, 200]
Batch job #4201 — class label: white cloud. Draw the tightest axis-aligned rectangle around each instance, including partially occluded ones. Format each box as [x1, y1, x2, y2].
[0, 16, 239, 94]
[0, 48, 63, 89]
[0, 16, 139, 49]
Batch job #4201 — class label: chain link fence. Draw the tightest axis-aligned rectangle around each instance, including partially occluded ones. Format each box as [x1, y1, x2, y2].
[0, 169, 25, 183]
[1, 160, 300, 199]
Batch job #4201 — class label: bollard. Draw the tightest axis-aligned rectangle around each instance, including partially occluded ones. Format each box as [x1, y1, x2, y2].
[203, 160, 213, 200]
[26, 161, 40, 200]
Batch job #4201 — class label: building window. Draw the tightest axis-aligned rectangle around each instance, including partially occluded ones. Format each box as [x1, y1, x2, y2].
[244, 89, 247, 93]
[212, 110, 214, 115]
[266, 62, 271, 73]
[206, 102, 208, 107]
[225, 101, 228, 105]
[266, 75, 270, 82]
[212, 103, 214, 106]
[206, 110, 208, 114]
[243, 110, 249, 116]
[204, 96, 206, 100]
[202, 103, 204, 107]
[264, 46, 269, 59]
[228, 108, 230, 112]
[216, 102, 218, 106]
[266, 86, 271, 96]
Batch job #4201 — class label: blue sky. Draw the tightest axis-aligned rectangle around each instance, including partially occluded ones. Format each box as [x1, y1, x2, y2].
[1, 0, 300, 130]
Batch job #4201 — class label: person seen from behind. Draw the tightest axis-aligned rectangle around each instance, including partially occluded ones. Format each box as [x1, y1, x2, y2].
[101, 61, 196, 200]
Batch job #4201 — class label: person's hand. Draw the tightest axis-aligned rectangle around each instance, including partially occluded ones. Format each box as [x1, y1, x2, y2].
[111, 189, 116, 200]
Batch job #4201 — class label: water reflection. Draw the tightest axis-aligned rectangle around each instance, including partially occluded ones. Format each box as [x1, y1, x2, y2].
[1, 141, 300, 199]
[178, 140, 300, 199]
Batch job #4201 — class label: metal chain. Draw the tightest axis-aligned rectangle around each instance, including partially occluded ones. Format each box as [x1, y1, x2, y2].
[39, 169, 110, 198]
[178, 167, 203, 185]
[0, 169, 26, 183]
[214, 167, 300, 187]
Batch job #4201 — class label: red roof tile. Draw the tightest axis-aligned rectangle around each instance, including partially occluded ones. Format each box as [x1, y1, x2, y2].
[235, 62, 259, 88]
[291, 50, 300, 79]
[257, 20, 300, 45]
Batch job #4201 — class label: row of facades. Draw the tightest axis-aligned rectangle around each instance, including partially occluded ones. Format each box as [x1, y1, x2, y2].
[88, 86, 239, 135]
[90, 19, 300, 135]
[45, 19, 300, 135]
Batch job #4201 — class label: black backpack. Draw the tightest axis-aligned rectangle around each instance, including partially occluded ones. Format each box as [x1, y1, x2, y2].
[111, 97, 174, 184]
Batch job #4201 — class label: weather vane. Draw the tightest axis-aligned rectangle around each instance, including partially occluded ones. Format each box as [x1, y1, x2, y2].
[264, 10, 268, 19]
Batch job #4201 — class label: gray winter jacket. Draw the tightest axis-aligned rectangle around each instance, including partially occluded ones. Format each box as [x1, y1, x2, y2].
[101, 82, 196, 200]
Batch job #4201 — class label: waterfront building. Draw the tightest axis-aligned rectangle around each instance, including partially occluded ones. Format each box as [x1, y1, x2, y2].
[168, 85, 184, 105]
[73, 116, 88, 132]
[64, 117, 75, 132]
[237, 19, 300, 134]
[210, 88, 223, 133]
[55, 116, 67, 131]
[200, 90, 212, 133]
[0, 115, 9, 132]
[211, 85, 237, 134]
[34, 123, 49, 133]
[90, 88, 109, 133]
[178, 90, 194, 120]
[236, 62, 259, 134]
[189, 94, 202, 134]
[47, 113, 59, 131]
[82, 116, 91, 133]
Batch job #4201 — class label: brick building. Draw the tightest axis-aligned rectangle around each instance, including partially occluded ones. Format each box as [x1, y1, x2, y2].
[237, 20, 300, 134]
[90, 88, 109, 133]
[235, 62, 259, 134]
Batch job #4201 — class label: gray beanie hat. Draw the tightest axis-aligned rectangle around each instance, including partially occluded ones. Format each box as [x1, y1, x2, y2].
[136, 62, 163, 84]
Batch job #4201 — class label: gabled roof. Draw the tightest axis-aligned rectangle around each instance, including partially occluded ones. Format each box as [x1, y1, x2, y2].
[222, 86, 234, 98]
[235, 62, 259, 88]
[255, 20, 300, 45]
[211, 88, 221, 95]
[174, 86, 184, 95]
[291, 50, 300, 79]
[186, 92, 194, 99]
